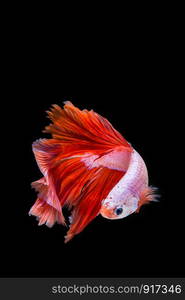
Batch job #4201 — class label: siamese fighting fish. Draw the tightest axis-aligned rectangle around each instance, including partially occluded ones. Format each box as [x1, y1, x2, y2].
[29, 101, 157, 242]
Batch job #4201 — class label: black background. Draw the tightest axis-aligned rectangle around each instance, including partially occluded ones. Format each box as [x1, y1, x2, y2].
[1, 19, 184, 278]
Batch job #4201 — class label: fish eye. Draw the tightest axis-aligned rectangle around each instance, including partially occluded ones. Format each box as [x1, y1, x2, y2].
[115, 207, 123, 215]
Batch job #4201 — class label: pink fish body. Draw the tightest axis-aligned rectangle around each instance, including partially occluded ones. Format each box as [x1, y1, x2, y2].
[101, 150, 149, 219]
[29, 102, 156, 242]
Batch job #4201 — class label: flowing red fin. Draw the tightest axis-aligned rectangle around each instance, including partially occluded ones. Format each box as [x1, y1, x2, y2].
[32, 139, 64, 175]
[30, 177, 65, 226]
[64, 168, 124, 243]
[44, 101, 132, 152]
[32, 140, 65, 212]
[29, 198, 64, 227]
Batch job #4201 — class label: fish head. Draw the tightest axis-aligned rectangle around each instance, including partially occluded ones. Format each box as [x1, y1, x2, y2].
[100, 191, 139, 220]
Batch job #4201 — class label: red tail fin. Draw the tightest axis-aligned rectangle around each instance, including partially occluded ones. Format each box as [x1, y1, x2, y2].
[29, 177, 65, 226]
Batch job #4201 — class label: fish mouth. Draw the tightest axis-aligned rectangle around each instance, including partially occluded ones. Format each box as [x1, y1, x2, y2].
[100, 206, 117, 219]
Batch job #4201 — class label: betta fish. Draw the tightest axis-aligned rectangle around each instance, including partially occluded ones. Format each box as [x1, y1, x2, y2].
[29, 101, 157, 242]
